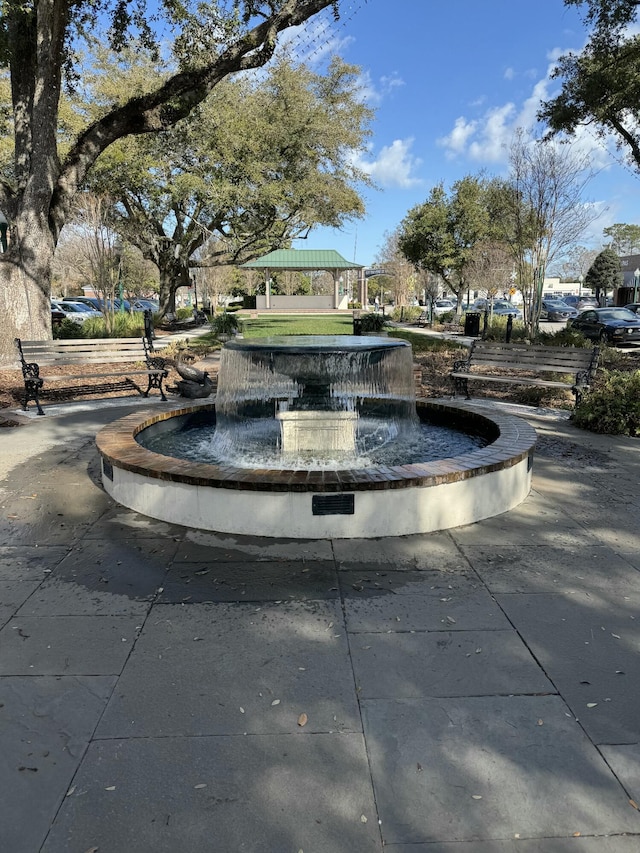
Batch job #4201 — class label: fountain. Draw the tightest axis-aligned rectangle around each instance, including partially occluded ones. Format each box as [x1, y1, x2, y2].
[96, 335, 536, 538]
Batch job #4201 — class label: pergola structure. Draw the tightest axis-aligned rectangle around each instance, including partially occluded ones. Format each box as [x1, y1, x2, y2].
[241, 249, 366, 310]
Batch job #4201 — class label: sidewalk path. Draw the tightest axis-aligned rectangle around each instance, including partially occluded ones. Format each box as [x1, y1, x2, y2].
[1, 402, 640, 852]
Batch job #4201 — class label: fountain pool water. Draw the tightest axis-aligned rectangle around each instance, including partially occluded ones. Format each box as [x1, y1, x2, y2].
[97, 335, 536, 538]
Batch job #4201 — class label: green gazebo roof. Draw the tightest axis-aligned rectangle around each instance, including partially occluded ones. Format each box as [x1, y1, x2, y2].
[241, 249, 363, 270]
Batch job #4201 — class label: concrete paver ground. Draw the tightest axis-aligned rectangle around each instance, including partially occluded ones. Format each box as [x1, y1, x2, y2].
[1, 399, 640, 851]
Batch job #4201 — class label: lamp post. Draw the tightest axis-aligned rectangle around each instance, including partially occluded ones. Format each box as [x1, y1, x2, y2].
[190, 271, 198, 311]
[634, 268, 640, 304]
[578, 274, 583, 298]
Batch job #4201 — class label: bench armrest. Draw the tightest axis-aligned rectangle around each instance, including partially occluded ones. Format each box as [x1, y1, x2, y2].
[452, 357, 470, 372]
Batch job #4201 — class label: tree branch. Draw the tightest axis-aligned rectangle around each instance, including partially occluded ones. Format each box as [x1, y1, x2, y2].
[51, 0, 335, 229]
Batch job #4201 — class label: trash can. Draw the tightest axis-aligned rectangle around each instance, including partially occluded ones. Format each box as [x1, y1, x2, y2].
[352, 310, 362, 336]
[464, 312, 481, 337]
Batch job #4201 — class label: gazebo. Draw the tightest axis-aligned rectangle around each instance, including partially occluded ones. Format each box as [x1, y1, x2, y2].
[241, 249, 366, 310]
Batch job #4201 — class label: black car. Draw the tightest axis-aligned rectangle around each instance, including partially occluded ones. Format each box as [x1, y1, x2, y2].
[63, 295, 103, 312]
[540, 299, 579, 322]
[569, 308, 640, 344]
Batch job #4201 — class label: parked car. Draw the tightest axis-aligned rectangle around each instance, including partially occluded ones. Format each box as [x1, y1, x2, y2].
[563, 295, 599, 311]
[540, 299, 579, 322]
[51, 300, 99, 323]
[491, 300, 523, 320]
[569, 307, 640, 344]
[131, 299, 160, 312]
[432, 299, 456, 317]
[624, 303, 640, 315]
[51, 303, 66, 325]
[63, 295, 132, 312]
[472, 299, 522, 319]
[63, 296, 103, 312]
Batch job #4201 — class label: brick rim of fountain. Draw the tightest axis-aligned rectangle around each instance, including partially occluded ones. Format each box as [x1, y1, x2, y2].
[96, 399, 537, 493]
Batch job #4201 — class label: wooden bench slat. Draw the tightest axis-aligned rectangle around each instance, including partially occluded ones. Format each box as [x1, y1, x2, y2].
[450, 372, 573, 389]
[26, 355, 147, 366]
[46, 369, 162, 381]
[462, 358, 583, 373]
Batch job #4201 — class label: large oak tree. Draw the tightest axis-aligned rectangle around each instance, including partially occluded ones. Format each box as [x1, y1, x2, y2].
[0, 0, 338, 360]
[85, 55, 371, 317]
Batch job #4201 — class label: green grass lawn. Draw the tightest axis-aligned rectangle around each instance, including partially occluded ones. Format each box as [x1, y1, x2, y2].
[240, 314, 355, 336]
[187, 314, 468, 357]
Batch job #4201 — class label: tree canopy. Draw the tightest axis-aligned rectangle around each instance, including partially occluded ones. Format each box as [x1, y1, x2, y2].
[84, 53, 372, 315]
[397, 132, 598, 334]
[585, 246, 623, 300]
[397, 176, 494, 310]
[0, 0, 339, 357]
[540, 0, 640, 170]
[603, 223, 640, 255]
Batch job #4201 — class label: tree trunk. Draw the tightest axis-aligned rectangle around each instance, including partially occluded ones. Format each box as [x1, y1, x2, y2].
[157, 262, 176, 318]
[0, 224, 55, 362]
[157, 255, 193, 318]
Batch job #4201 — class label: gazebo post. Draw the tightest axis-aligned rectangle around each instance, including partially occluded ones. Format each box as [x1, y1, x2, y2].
[358, 269, 367, 307]
[333, 272, 340, 309]
[265, 268, 271, 309]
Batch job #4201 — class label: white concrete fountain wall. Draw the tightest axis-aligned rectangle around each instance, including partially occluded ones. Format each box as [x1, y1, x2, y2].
[97, 400, 536, 539]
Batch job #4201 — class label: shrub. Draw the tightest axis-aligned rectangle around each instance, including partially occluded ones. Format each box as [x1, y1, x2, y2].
[536, 327, 591, 348]
[211, 311, 243, 337]
[572, 369, 640, 436]
[359, 311, 389, 333]
[81, 312, 145, 338]
[481, 316, 528, 341]
[599, 345, 636, 371]
[53, 319, 85, 339]
[390, 305, 422, 322]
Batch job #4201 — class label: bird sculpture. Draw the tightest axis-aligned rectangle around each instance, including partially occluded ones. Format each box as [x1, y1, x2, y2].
[169, 371, 214, 399]
[175, 355, 207, 384]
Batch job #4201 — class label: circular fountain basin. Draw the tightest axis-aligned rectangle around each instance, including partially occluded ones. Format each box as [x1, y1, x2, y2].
[96, 400, 536, 539]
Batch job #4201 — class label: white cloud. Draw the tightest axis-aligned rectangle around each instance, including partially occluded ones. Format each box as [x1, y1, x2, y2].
[504, 66, 538, 81]
[438, 104, 516, 164]
[438, 117, 477, 158]
[437, 54, 621, 170]
[355, 70, 404, 105]
[354, 138, 423, 188]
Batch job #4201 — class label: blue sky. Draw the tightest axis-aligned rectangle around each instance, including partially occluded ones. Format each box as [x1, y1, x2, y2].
[284, 0, 640, 267]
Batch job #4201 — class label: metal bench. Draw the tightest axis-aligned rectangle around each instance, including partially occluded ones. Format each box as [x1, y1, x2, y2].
[450, 341, 599, 406]
[14, 337, 169, 415]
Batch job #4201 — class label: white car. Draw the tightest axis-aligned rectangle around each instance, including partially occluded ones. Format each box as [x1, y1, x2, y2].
[432, 299, 456, 317]
[51, 300, 98, 323]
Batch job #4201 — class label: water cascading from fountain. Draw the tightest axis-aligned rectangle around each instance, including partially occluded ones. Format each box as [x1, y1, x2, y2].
[209, 336, 423, 468]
